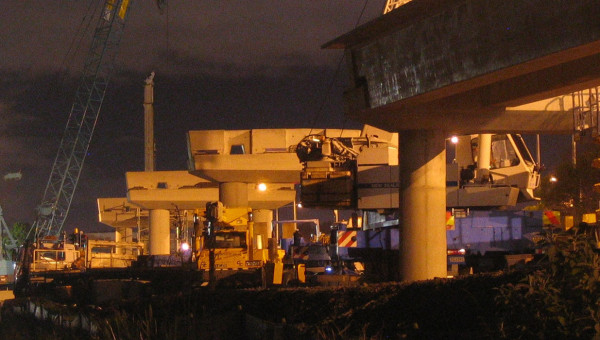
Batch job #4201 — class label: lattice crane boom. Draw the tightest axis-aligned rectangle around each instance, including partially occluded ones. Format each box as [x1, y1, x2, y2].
[31, 0, 131, 241]
[383, 0, 412, 14]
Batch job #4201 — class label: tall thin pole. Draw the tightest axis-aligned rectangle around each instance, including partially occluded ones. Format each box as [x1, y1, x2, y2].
[144, 72, 156, 172]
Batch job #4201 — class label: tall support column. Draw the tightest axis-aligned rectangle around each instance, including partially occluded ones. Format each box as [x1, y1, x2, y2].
[477, 134, 492, 182]
[253, 209, 273, 250]
[219, 182, 248, 208]
[400, 130, 447, 281]
[149, 209, 170, 255]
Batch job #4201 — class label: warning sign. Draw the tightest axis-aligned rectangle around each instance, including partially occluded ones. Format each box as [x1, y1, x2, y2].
[338, 230, 358, 247]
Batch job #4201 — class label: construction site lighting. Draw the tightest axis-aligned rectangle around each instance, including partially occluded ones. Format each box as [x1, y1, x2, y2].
[450, 136, 459, 144]
[257, 183, 267, 191]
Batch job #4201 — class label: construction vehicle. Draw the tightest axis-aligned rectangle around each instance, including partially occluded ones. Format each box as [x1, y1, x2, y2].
[445, 133, 543, 272]
[0, 207, 18, 288]
[131, 202, 294, 287]
[274, 219, 339, 284]
[447, 133, 539, 208]
[1, 173, 26, 288]
[14, 228, 144, 296]
[14, 0, 138, 296]
[296, 125, 400, 281]
[192, 202, 286, 287]
[296, 125, 542, 277]
[298, 130, 539, 210]
[28, 0, 132, 242]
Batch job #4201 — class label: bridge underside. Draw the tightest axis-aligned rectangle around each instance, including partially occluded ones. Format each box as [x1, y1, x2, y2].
[326, 0, 600, 281]
[327, 0, 600, 134]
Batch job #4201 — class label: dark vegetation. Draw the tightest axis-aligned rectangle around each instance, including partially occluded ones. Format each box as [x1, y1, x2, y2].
[2, 225, 600, 339]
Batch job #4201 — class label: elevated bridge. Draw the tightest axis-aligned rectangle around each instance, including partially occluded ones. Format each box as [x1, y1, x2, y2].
[325, 0, 600, 280]
[326, 0, 600, 134]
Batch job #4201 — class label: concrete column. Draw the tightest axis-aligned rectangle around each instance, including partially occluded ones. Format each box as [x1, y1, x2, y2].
[149, 209, 170, 255]
[219, 182, 248, 208]
[400, 130, 447, 281]
[116, 227, 133, 242]
[253, 209, 273, 249]
[116, 227, 133, 254]
[476, 134, 492, 182]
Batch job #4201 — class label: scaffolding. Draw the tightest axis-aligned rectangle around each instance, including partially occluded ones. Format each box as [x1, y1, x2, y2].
[572, 87, 600, 140]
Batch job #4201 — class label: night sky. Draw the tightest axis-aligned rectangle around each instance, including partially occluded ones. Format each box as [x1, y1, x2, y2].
[0, 1, 573, 233]
[0, 1, 385, 232]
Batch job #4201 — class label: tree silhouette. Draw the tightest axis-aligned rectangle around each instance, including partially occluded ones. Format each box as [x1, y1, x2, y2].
[538, 139, 600, 222]
[2, 222, 29, 260]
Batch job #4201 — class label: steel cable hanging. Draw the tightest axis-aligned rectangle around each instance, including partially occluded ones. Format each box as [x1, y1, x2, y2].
[58, 0, 102, 75]
[308, 0, 371, 137]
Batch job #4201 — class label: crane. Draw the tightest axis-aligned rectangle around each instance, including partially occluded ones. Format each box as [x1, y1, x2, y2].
[29, 0, 132, 242]
[383, 0, 412, 14]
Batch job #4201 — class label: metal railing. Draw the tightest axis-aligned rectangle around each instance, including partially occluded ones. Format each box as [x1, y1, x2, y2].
[572, 87, 600, 139]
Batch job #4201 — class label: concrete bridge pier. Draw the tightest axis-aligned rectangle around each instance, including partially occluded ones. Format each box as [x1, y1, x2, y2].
[252, 209, 273, 250]
[149, 209, 170, 255]
[400, 130, 447, 281]
[219, 182, 248, 208]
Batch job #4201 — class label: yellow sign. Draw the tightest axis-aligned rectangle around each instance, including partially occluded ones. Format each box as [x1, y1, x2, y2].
[542, 210, 561, 226]
[583, 213, 597, 224]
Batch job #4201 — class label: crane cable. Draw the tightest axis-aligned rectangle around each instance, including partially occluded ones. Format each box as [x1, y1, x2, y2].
[308, 0, 371, 137]
[58, 0, 102, 76]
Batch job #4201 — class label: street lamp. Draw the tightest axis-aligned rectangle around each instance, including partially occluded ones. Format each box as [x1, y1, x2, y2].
[450, 136, 458, 163]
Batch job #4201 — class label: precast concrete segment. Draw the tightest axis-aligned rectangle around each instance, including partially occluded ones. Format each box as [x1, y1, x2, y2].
[149, 209, 170, 255]
[219, 182, 249, 208]
[332, 0, 600, 105]
[347, 105, 573, 134]
[400, 130, 447, 281]
[329, 0, 600, 133]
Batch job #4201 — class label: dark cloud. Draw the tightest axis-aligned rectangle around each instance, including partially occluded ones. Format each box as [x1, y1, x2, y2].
[0, 1, 577, 235]
[0, 1, 384, 231]
[2, 1, 383, 74]
[0, 60, 363, 231]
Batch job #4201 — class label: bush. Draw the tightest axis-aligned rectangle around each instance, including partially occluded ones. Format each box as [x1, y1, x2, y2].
[495, 224, 600, 338]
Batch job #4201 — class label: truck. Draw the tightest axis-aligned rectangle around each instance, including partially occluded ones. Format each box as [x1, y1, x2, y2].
[193, 202, 287, 287]
[14, 230, 145, 296]
[0, 259, 14, 288]
[296, 125, 541, 277]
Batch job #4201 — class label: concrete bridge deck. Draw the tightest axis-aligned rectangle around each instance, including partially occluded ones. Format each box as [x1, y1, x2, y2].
[326, 0, 600, 134]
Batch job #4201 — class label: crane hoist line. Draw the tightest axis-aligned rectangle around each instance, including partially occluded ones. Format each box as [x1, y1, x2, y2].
[29, 0, 133, 242]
